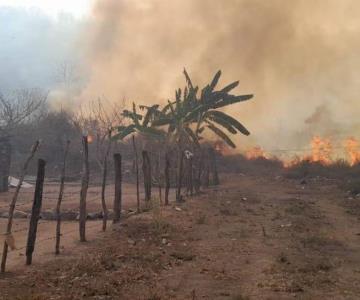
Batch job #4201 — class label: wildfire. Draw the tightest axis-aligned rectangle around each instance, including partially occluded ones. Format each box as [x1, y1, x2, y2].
[245, 136, 360, 168]
[310, 136, 332, 165]
[283, 156, 308, 168]
[344, 137, 360, 166]
[87, 135, 94, 144]
[245, 146, 267, 160]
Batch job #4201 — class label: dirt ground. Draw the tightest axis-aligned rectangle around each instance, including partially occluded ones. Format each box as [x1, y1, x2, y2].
[0, 182, 175, 269]
[1, 174, 360, 299]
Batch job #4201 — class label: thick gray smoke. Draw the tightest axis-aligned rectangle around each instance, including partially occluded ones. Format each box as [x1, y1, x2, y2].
[72, 1, 360, 152]
[78, 0, 360, 154]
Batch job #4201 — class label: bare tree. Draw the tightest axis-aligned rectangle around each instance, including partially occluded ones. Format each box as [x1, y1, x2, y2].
[0, 89, 47, 192]
[54, 60, 79, 90]
[74, 98, 125, 230]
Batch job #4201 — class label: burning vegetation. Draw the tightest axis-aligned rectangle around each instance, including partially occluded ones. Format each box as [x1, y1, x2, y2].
[239, 136, 360, 169]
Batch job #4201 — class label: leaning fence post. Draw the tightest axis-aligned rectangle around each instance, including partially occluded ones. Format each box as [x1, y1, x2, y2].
[79, 136, 89, 242]
[1, 140, 39, 273]
[26, 159, 46, 265]
[113, 153, 122, 223]
[55, 140, 70, 255]
[101, 129, 112, 232]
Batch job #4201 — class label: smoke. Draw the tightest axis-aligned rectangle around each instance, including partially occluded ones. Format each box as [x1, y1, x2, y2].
[78, 0, 360, 153]
[0, 7, 84, 91]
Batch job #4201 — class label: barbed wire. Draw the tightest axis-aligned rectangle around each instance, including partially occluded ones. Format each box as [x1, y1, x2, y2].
[1, 220, 51, 236]
[5, 221, 102, 253]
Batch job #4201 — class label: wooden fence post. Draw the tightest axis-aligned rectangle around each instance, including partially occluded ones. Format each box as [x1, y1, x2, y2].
[164, 152, 170, 205]
[79, 136, 89, 242]
[113, 153, 122, 223]
[26, 159, 46, 265]
[1, 140, 39, 273]
[132, 136, 140, 213]
[55, 140, 70, 255]
[142, 151, 151, 204]
[101, 129, 112, 232]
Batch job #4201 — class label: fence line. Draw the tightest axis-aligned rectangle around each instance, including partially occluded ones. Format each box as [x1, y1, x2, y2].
[1, 222, 102, 254]
[0, 145, 207, 273]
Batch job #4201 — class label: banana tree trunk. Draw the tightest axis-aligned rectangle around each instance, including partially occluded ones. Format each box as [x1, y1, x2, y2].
[142, 151, 152, 204]
[209, 147, 219, 185]
[186, 156, 193, 196]
[194, 148, 202, 194]
[176, 147, 184, 203]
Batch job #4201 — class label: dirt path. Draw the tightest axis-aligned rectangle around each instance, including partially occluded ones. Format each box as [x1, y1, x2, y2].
[156, 175, 360, 299]
[1, 174, 360, 299]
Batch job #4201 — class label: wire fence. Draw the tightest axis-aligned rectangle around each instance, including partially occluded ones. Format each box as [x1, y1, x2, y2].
[0, 174, 137, 267]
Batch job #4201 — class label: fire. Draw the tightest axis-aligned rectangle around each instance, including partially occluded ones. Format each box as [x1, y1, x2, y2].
[246, 146, 267, 160]
[344, 137, 360, 166]
[283, 156, 306, 168]
[310, 136, 332, 165]
[87, 135, 93, 144]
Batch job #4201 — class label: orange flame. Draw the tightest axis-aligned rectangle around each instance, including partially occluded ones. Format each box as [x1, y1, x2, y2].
[87, 135, 94, 144]
[344, 137, 360, 166]
[310, 136, 332, 165]
[245, 146, 267, 160]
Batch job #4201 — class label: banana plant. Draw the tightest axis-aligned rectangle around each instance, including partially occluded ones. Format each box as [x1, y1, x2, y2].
[154, 69, 253, 149]
[112, 103, 165, 141]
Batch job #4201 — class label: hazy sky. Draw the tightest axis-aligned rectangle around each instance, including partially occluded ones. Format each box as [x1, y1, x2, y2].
[0, 0, 93, 18]
[0, 1, 90, 91]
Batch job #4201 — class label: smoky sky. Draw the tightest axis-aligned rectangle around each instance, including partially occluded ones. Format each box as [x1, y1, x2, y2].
[0, 7, 83, 91]
[3, 1, 360, 154]
[77, 0, 360, 152]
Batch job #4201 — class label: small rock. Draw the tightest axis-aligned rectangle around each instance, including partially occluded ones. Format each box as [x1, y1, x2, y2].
[61, 211, 78, 221]
[0, 211, 9, 218]
[127, 239, 136, 246]
[170, 251, 195, 261]
[175, 207, 182, 211]
[40, 210, 56, 220]
[87, 212, 102, 220]
[162, 238, 167, 245]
